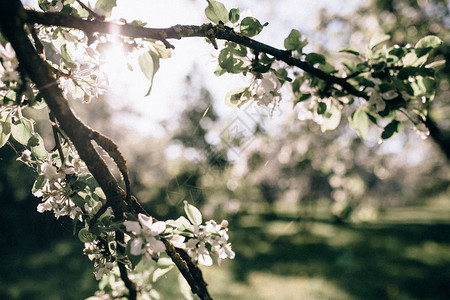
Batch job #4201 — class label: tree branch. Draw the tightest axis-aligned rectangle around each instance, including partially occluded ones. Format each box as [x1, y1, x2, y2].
[23, 10, 368, 100]
[1, 3, 214, 299]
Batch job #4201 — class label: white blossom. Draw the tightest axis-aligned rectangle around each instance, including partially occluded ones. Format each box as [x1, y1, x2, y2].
[185, 219, 235, 266]
[414, 122, 430, 140]
[249, 72, 282, 114]
[0, 43, 20, 83]
[124, 214, 166, 256]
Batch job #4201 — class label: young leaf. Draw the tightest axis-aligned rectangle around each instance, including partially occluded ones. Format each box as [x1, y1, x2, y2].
[369, 34, 390, 50]
[60, 44, 77, 69]
[349, 109, 369, 139]
[138, 50, 160, 97]
[228, 8, 240, 23]
[11, 118, 34, 145]
[32, 175, 46, 194]
[0, 111, 12, 148]
[291, 77, 302, 93]
[320, 104, 341, 132]
[205, 0, 229, 24]
[317, 102, 327, 114]
[240, 17, 263, 37]
[225, 86, 246, 107]
[339, 48, 360, 56]
[284, 29, 308, 53]
[95, 0, 117, 17]
[415, 35, 443, 57]
[381, 119, 401, 139]
[78, 228, 96, 243]
[31, 134, 48, 160]
[184, 200, 202, 225]
[305, 53, 326, 65]
[293, 93, 311, 107]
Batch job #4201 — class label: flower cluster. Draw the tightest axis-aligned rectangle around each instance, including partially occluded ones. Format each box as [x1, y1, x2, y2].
[26, 147, 88, 220]
[84, 239, 116, 280]
[185, 219, 235, 266]
[249, 72, 282, 111]
[123, 214, 167, 256]
[122, 205, 235, 268]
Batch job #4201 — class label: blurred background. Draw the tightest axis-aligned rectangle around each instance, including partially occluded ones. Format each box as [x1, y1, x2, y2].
[1, 0, 449, 299]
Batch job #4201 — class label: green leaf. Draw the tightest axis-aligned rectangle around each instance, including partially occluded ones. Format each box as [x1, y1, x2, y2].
[240, 17, 263, 37]
[184, 200, 202, 225]
[205, 0, 229, 24]
[342, 61, 356, 73]
[397, 66, 418, 80]
[367, 112, 378, 125]
[378, 83, 394, 93]
[95, 0, 117, 17]
[274, 68, 289, 83]
[305, 53, 326, 65]
[293, 93, 311, 107]
[31, 134, 48, 160]
[284, 29, 308, 53]
[403, 52, 428, 67]
[218, 47, 234, 72]
[138, 50, 160, 97]
[60, 44, 77, 69]
[339, 48, 360, 56]
[4, 90, 16, 103]
[11, 118, 34, 145]
[71, 194, 85, 208]
[291, 78, 302, 93]
[228, 8, 240, 23]
[356, 62, 370, 72]
[78, 228, 96, 243]
[320, 104, 341, 132]
[415, 35, 443, 57]
[32, 175, 46, 194]
[426, 60, 446, 69]
[369, 34, 390, 50]
[225, 87, 245, 107]
[152, 266, 174, 282]
[317, 102, 327, 114]
[381, 119, 401, 139]
[152, 42, 172, 59]
[251, 63, 271, 73]
[94, 187, 106, 200]
[228, 42, 247, 57]
[0, 111, 12, 148]
[388, 47, 406, 59]
[349, 109, 369, 139]
[214, 65, 226, 76]
[318, 63, 337, 74]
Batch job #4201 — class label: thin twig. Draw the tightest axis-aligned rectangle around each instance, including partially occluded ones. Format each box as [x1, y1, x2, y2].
[49, 112, 66, 164]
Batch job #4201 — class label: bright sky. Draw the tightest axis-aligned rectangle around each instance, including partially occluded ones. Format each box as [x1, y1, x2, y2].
[22, 0, 363, 138]
[105, 0, 363, 137]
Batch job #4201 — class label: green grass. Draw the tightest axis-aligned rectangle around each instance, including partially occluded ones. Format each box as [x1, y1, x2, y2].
[1, 202, 450, 300]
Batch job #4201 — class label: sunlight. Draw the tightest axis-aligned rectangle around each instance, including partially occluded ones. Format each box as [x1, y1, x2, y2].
[98, 37, 131, 87]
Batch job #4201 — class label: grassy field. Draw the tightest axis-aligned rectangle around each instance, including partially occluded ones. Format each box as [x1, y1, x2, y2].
[1, 199, 450, 300]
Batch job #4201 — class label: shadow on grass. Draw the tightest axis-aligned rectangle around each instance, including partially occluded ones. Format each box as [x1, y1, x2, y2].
[230, 214, 450, 300]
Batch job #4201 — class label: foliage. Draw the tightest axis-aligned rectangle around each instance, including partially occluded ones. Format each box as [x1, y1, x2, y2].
[0, 0, 447, 299]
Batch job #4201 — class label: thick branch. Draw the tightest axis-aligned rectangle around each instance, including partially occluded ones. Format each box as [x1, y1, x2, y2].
[1, 1, 126, 220]
[1, 3, 214, 299]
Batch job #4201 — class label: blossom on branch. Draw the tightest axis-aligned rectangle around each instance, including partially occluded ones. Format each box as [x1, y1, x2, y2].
[123, 214, 166, 256]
